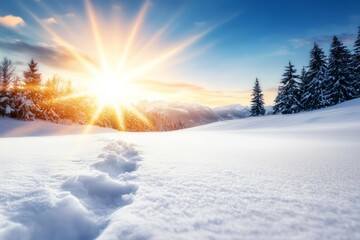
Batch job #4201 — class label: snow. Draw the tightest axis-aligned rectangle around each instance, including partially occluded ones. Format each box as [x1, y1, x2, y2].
[1, 98, 360, 239]
[212, 104, 250, 119]
[0, 117, 116, 137]
[5, 106, 13, 114]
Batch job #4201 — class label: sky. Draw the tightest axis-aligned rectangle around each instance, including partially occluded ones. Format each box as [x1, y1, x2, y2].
[0, 0, 360, 106]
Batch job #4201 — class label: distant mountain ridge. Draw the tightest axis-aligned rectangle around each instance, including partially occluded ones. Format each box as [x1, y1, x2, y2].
[135, 100, 272, 128]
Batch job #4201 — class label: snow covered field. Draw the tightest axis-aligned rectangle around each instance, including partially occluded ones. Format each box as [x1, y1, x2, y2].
[1, 99, 360, 239]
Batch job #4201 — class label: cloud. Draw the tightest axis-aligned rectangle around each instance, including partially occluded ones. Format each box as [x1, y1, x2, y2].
[135, 79, 205, 92]
[133, 79, 277, 106]
[42, 17, 58, 25]
[0, 40, 98, 71]
[0, 15, 25, 28]
[262, 46, 294, 57]
[0, 26, 28, 41]
[290, 33, 356, 48]
[65, 12, 75, 18]
[194, 21, 207, 27]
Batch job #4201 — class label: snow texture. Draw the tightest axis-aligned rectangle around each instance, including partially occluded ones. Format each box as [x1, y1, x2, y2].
[0, 137, 141, 240]
[1, 98, 360, 239]
[0, 117, 116, 137]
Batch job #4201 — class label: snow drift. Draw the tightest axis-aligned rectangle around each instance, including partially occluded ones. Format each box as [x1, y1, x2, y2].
[0, 98, 360, 239]
[0, 117, 115, 137]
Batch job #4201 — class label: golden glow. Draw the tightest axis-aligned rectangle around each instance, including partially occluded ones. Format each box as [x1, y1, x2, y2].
[24, 0, 222, 131]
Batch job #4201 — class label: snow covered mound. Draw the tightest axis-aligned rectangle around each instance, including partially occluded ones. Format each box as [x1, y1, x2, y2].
[0, 118, 116, 137]
[0, 98, 360, 240]
[0, 138, 142, 240]
[195, 97, 360, 131]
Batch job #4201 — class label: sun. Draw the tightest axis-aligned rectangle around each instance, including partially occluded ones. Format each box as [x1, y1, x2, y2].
[90, 71, 134, 106]
[28, 0, 214, 131]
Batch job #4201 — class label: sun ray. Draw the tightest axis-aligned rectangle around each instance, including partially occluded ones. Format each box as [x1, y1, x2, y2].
[125, 104, 153, 129]
[19, 0, 231, 133]
[51, 91, 91, 102]
[126, 14, 179, 68]
[85, 0, 108, 72]
[32, 0, 74, 36]
[125, 31, 208, 81]
[113, 102, 126, 131]
[117, 0, 151, 72]
[25, 10, 100, 76]
[83, 102, 106, 134]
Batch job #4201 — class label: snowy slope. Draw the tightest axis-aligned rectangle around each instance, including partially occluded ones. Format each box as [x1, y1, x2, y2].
[197, 98, 360, 131]
[0, 117, 116, 137]
[1, 98, 360, 240]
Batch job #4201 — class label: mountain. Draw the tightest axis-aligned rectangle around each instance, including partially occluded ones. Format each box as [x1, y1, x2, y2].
[212, 104, 250, 120]
[135, 100, 251, 128]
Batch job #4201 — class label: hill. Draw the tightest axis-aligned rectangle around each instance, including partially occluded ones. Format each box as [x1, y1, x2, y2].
[0, 98, 359, 239]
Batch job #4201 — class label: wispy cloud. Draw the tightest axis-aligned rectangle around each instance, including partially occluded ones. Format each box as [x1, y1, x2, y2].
[0, 40, 98, 71]
[133, 79, 277, 106]
[0, 15, 26, 28]
[290, 33, 356, 48]
[134, 79, 205, 92]
[262, 46, 294, 57]
[194, 21, 207, 27]
[65, 12, 75, 18]
[0, 26, 28, 41]
[42, 17, 58, 25]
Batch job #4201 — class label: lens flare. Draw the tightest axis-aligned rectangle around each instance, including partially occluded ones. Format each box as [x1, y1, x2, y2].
[24, 0, 217, 131]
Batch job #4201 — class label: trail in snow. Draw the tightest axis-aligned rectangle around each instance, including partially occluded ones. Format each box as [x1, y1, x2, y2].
[62, 141, 141, 214]
[0, 138, 142, 240]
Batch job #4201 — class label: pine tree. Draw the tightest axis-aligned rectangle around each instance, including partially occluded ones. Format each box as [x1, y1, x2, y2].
[298, 66, 307, 111]
[326, 36, 356, 105]
[250, 78, 265, 116]
[9, 76, 21, 118]
[273, 62, 301, 114]
[23, 59, 41, 86]
[23, 59, 43, 118]
[352, 27, 360, 96]
[0, 57, 15, 116]
[13, 79, 35, 121]
[301, 43, 329, 110]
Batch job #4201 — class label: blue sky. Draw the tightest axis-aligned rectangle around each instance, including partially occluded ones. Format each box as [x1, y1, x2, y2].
[0, 0, 360, 105]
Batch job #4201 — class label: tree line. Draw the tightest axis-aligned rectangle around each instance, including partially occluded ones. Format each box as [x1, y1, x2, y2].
[250, 27, 360, 116]
[0, 58, 91, 122]
[2, 27, 360, 127]
[0, 59, 185, 131]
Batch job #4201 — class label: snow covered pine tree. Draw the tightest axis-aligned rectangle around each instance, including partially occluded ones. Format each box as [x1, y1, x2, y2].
[0, 57, 15, 117]
[298, 66, 307, 110]
[352, 27, 360, 96]
[273, 62, 301, 114]
[250, 78, 265, 116]
[301, 43, 329, 110]
[326, 36, 357, 105]
[23, 59, 43, 119]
